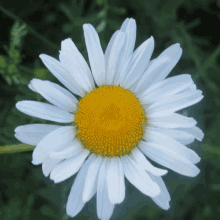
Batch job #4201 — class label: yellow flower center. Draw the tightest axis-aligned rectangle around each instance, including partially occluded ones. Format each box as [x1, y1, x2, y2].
[74, 86, 146, 157]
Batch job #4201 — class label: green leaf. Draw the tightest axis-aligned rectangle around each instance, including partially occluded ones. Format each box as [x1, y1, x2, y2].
[11, 21, 28, 47]
[109, 6, 127, 15]
[0, 143, 35, 153]
[211, 184, 220, 191]
[201, 144, 220, 168]
[202, 144, 220, 156]
[0, 5, 59, 50]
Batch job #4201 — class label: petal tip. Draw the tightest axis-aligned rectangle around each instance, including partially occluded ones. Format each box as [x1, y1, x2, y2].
[191, 166, 200, 177]
[39, 54, 46, 59]
[14, 127, 19, 133]
[160, 169, 168, 176]
[31, 160, 39, 165]
[15, 101, 22, 109]
[176, 43, 181, 48]
[83, 23, 89, 29]
[163, 203, 170, 210]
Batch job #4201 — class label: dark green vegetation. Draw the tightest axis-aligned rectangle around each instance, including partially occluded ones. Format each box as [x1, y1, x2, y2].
[0, 0, 219, 219]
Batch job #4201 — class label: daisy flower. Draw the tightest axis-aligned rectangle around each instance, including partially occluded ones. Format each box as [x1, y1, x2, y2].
[15, 18, 204, 220]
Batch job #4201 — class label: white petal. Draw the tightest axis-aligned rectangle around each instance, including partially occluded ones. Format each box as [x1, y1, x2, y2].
[151, 48, 182, 85]
[114, 18, 137, 85]
[59, 39, 95, 93]
[139, 74, 193, 104]
[150, 174, 170, 201]
[120, 18, 130, 31]
[121, 155, 160, 197]
[97, 158, 115, 220]
[152, 192, 170, 210]
[148, 90, 204, 117]
[49, 139, 84, 160]
[152, 127, 195, 145]
[107, 157, 125, 204]
[16, 101, 74, 123]
[29, 79, 77, 100]
[134, 65, 169, 95]
[28, 81, 37, 92]
[177, 126, 204, 141]
[105, 30, 120, 63]
[139, 141, 200, 177]
[59, 51, 89, 92]
[82, 154, 103, 202]
[50, 149, 90, 183]
[14, 124, 61, 146]
[42, 156, 62, 177]
[30, 79, 78, 112]
[117, 158, 125, 203]
[178, 83, 197, 94]
[149, 173, 170, 210]
[83, 24, 106, 86]
[149, 113, 197, 128]
[66, 155, 94, 218]
[45, 80, 79, 100]
[131, 148, 168, 176]
[134, 43, 182, 94]
[120, 18, 136, 58]
[175, 136, 195, 145]
[144, 129, 200, 164]
[97, 158, 108, 217]
[61, 39, 95, 89]
[148, 90, 202, 110]
[39, 54, 85, 96]
[32, 126, 75, 165]
[120, 36, 154, 88]
[106, 31, 125, 85]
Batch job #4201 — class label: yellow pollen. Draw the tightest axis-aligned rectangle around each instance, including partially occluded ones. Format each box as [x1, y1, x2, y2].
[74, 86, 147, 157]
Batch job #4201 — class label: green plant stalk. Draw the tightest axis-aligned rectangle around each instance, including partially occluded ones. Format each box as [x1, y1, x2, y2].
[0, 5, 59, 50]
[0, 143, 35, 153]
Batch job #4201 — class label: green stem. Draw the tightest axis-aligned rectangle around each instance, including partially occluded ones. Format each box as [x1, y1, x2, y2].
[18, 65, 34, 74]
[0, 5, 59, 50]
[178, 24, 218, 92]
[0, 143, 35, 153]
[201, 42, 220, 72]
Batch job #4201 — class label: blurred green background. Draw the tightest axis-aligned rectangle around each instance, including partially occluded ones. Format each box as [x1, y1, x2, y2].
[0, 0, 220, 219]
